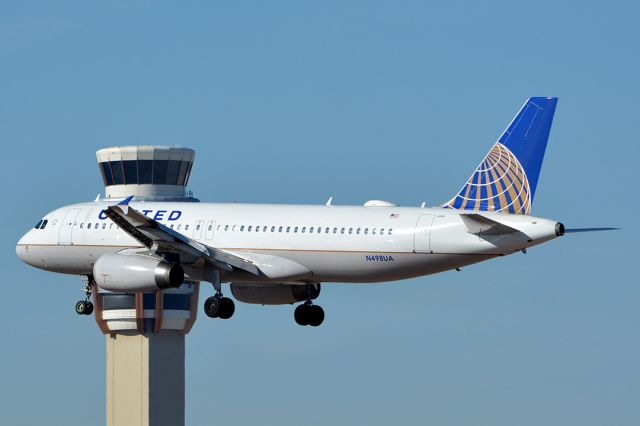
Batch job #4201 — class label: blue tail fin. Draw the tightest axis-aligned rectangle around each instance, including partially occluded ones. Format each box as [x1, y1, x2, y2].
[444, 97, 557, 214]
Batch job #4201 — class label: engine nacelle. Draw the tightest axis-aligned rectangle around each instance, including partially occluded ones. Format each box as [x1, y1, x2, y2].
[230, 283, 320, 305]
[93, 252, 184, 292]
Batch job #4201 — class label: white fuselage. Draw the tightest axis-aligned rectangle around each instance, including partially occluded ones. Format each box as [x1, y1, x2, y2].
[16, 201, 561, 284]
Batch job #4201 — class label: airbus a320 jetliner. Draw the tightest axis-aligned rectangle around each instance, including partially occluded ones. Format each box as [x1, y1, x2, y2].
[16, 97, 615, 327]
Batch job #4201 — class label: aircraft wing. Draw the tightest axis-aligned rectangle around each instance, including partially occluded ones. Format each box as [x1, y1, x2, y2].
[459, 213, 520, 235]
[104, 196, 261, 276]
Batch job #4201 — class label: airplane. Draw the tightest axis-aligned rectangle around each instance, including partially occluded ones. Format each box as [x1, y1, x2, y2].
[16, 97, 616, 327]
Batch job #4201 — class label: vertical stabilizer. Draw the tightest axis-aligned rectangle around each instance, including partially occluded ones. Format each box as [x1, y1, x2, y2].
[444, 97, 557, 214]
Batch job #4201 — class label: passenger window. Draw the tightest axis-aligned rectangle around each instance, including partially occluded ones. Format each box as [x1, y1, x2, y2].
[248, 226, 252, 232]
[349, 228, 353, 234]
[225, 225, 229, 231]
[240, 225, 245, 231]
[208, 224, 213, 231]
[232, 225, 236, 231]
[286, 226, 291, 233]
[389, 229, 393, 235]
[294, 227, 298, 233]
[170, 224, 175, 230]
[372, 228, 376, 235]
[217, 225, 221, 231]
[278, 226, 283, 232]
[380, 228, 384, 235]
[341, 227, 345, 234]
[302, 227, 306, 233]
[364, 228, 369, 235]
[95, 223, 99, 229]
[88, 223, 92, 229]
[102, 223, 107, 229]
[177, 224, 181, 230]
[271, 226, 275, 232]
[356, 228, 361, 235]
[110, 223, 114, 229]
[256, 226, 260, 232]
[325, 227, 330, 233]
[333, 227, 337, 234]
[185, 225, 190, 230]
[80, 223, 84, 229]
[196, 224, 201, 231]
[310, 227, 314, 233]
[263, 226, 267, 232]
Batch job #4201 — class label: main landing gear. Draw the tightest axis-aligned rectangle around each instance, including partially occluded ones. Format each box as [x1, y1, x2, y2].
[75, 276, 94, 316]
[294, 284, 324, 327]
[204, 282, 235, 320]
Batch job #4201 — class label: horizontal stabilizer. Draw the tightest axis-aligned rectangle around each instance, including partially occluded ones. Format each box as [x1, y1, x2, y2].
[460, 213, 519, 235]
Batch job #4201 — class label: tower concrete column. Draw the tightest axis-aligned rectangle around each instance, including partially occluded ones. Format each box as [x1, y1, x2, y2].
[106, 332, 185, 426]
[94, 282, 199, 426]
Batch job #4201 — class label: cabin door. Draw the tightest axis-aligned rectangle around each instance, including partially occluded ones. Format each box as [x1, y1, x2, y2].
[413, 214, 435, 253]
[58, 208, 81, 245]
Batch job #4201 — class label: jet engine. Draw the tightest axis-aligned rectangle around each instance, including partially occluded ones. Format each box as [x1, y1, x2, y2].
[230, 283, 320, 305]
[93, 252, 184, 292]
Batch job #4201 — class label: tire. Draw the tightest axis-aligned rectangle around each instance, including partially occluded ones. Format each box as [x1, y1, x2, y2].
[294, 304, 309, 326]
[204, 297, 221, 318]
[84, 301, 94, 316]
[308, 305, 324, 327]
[75, 301, 87, 315]
[218, 298, 235, 320]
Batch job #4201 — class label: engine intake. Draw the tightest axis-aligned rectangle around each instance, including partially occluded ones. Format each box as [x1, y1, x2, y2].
[94, 252, 184, 292]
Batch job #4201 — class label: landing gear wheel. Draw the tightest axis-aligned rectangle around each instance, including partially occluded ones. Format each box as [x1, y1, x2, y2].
[75, 301, 88, 315]
[84, 301, 94, 316]
[218, 297, 235, 320]
[204, 296, 221, 318]
[294, 303, 325, 327]
[308, 305, 324, 327]
[294, 304, 309, 326]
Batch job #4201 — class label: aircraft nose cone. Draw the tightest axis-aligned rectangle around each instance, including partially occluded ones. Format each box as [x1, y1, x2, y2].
[16, 233, 34, 265]
[16, 243, 28, 263]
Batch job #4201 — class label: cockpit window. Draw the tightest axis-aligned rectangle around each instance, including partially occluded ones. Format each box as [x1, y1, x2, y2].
[41, 220, 48, 229]
[35, 220, 43, 229]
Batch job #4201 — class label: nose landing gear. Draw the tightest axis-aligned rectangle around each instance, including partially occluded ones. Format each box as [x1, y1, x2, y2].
[75, 276, 94, 316]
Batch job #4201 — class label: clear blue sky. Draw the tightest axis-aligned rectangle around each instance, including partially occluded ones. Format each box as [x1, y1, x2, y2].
[1, 2, 638, 425]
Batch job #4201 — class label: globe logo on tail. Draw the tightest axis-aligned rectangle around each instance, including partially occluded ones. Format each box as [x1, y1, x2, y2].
[446, 142, 532, 214]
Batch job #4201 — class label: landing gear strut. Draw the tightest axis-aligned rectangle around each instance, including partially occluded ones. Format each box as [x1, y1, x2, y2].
[204, 281, 235, 320]
[75, 276, 94, 316]
[294, 284, 324, 327]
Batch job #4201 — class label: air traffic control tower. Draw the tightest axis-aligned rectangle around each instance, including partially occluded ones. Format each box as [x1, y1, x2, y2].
[93, 146, 199, 426]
